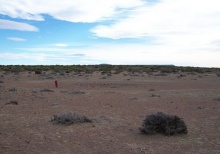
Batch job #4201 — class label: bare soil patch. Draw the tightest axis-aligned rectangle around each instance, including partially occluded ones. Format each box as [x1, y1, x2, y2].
[0, 71, 219, 154]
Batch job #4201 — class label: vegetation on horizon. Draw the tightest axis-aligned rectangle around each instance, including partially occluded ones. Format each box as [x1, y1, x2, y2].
[0, 65, 219, 74]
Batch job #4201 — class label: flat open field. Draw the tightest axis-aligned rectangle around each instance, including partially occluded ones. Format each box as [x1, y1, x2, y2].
[0, 70, 220, 154]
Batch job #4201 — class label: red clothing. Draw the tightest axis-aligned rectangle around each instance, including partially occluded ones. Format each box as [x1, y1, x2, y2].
[55, 80, 58, 87]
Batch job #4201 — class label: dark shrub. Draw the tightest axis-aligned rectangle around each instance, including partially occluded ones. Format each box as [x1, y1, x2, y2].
[153, 73, 167, 76]
[214, 97, 220, 101]
[6, 100, 18, 105]
[35, 71, 42, 74]
[40, 88, 54, 92]
[151, 94, 160, 97]
[140, 112, 187, 136]
[69, 90, 85, 94]
[51, 111, 92, 125]
[9, 88, 17, 92]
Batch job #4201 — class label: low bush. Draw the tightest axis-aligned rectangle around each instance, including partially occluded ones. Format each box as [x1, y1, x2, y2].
[214, 97, 220, 101]
[140, 112, 187, 136]
[6, 100, 18, 105]
[51, 111, 92, 125]
[69, 90, 86, 94]
[35, 70, 42, 74]
[40, 88, 54, 92]
[9, 88, 17, 92]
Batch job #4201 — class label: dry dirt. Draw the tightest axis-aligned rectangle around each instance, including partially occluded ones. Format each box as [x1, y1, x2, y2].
[0, 71, 220, 154]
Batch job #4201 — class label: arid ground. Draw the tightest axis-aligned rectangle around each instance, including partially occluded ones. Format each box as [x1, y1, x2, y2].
[0, 70, 220, 154]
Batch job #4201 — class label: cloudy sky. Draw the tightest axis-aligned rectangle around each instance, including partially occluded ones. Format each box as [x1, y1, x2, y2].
[0, 0, 220, 67]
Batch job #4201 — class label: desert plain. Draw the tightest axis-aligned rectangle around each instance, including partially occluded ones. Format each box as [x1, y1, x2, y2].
[0, 68, 220, 154]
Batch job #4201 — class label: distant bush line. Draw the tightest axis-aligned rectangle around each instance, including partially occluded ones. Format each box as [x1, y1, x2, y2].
[0, 65, 219, 74]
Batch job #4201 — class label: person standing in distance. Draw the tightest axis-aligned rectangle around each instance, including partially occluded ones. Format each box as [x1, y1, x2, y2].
[55, 80, 58, 88]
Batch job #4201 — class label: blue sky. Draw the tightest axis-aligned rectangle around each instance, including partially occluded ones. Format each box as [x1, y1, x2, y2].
[0, 0, 220, 67]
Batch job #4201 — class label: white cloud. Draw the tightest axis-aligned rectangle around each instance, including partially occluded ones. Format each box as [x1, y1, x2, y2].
[0, 53, 46, 62]
[81, 43, 220, 67]
[89, 0, 220, 67]
[91, 0, 220, 39]
[0, 19, 38, 31]
[0, 0, 144, 22]
[0, 0, 220, 67]
[11, 42, 220, 67]
[0, 51, 87, 65]
[7, 37, 26, 42]
[54, 44, 69, 47]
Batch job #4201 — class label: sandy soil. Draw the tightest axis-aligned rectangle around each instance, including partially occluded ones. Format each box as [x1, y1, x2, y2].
[0, 71, 220, 154]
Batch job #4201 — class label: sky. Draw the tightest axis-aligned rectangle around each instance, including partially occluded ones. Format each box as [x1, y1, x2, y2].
[0, 0, 220, 67]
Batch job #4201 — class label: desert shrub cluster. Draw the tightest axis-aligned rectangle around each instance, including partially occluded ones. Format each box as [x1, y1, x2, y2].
[51, 111, 92, 125]
[51, 111, 188, 136]
[140, 112, 187, 136]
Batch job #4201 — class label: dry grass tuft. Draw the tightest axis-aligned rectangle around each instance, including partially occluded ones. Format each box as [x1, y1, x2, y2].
[51, 111, 92, 125]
